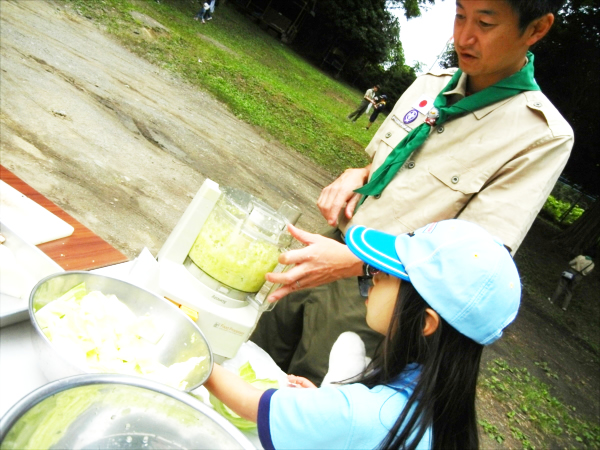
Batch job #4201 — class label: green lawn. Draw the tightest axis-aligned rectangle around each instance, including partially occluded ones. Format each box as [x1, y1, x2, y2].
[69, 0, 375, 175]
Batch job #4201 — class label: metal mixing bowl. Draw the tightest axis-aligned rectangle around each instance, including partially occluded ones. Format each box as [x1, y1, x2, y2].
[0, 373, 255, 449]
[29, 272, 213, 391]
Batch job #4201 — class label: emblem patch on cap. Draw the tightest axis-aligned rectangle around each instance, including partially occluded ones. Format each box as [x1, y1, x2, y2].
[403, 109, 419, 124]
[422, 222, 438, 234]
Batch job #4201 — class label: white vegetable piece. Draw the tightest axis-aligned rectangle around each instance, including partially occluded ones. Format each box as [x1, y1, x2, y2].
[36, 288, 204, 390]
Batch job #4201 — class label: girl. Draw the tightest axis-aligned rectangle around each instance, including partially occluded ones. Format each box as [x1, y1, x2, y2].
[205, 219, 521, 449]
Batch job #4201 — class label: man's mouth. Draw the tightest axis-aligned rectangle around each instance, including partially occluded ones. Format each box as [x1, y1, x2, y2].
[459, 51, 477, 61]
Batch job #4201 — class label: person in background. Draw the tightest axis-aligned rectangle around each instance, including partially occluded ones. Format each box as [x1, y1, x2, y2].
[206, 0, 216, 21]
[365, 95, 387, 130]
[347, 85, 379, 122]
[550, 249, 595, 311]
[194, 2, 211, 24]
[206, 220, 521, 450]
[251, 0, 573, 386]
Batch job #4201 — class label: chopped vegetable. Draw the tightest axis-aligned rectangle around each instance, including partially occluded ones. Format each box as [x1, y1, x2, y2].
[188, 209, 280, 293]
[35, 283, 205, 390]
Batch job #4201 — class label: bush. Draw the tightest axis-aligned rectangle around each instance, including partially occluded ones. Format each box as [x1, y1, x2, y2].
[542, 195, 585, 225]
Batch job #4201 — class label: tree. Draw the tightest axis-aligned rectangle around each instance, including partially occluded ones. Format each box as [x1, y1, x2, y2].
[293, 0, 401, 71]
[387, 0, 436, 18]
[554, 201, 600, 253]
[527, 0, 600, 195]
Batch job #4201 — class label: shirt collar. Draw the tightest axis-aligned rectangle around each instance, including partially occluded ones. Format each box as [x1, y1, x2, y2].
[442, 71, 517, 119]
[389, 363, 421, 390]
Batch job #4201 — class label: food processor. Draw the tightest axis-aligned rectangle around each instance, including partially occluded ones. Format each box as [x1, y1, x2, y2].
[157, 179, 300, 361]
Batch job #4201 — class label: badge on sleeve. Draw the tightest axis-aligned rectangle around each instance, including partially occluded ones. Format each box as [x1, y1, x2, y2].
[403, 109, 419, 124]
[413, 94, 435, 115]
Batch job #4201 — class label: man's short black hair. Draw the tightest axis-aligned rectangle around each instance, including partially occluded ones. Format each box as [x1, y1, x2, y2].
[505, 0, 565, 31]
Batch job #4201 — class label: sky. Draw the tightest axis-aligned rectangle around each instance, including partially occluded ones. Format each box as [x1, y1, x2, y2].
[393, 0, 457, 73]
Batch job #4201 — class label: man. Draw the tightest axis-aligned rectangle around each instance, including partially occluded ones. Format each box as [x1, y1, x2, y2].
[365, 95, 387, 130]
[252, 0, 573, 384]
[550, 250, 595, 311]
[347, 85, 379, 122]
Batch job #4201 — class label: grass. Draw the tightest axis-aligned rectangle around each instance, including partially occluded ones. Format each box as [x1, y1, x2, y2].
[67, 0, 374, 176]
[480, 358, 600, 449]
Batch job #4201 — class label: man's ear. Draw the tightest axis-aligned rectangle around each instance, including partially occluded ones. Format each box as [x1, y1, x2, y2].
[423, 308, 440, 337]
[525, 13, 555, 46]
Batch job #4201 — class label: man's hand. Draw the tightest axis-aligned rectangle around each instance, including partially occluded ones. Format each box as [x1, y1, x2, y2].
[317, 166, 371, 226]
[266, 224, 363, 302]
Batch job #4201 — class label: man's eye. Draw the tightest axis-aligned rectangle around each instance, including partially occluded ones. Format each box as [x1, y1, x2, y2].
[455, 13, 465, 20]
[480, 21, 494, 27]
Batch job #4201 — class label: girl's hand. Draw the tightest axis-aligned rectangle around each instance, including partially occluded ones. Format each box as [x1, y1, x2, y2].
[287, 374, 317, 389]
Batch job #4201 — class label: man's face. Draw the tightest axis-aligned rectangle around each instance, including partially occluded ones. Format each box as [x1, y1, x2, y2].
[373, 87, 379, 92]
[453, 0, 531, 90]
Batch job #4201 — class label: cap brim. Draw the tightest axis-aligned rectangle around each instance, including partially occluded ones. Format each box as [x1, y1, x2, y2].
[346, 226, 410, 281]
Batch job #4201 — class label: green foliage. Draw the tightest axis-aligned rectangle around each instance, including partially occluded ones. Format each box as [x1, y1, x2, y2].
[542, 195, 585, 225]
[388, 0, 436, 19]
[67, 0, 375, 176]
[478, 419, 505, 444]
[291, 0, 418, 96]
[480, 358, 600, 449]
[437, 43, 459, 70]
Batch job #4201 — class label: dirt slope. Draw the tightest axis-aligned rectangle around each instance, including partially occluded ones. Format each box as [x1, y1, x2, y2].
[0, 0, 333, 259]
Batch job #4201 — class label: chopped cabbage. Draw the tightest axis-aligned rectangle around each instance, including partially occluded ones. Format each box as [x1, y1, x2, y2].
[188, 209, 280, 293]
[35, 283, 205, 390]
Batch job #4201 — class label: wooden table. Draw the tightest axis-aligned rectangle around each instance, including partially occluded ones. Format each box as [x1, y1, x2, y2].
[0, 165, 128, 270]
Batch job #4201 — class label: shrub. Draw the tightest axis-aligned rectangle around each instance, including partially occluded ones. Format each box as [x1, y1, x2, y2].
[542, 195, 585, 225]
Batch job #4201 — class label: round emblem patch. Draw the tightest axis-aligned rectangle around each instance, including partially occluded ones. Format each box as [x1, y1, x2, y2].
[403, 109, 419, 124]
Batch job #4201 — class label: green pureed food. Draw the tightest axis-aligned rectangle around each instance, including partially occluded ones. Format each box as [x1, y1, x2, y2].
[188, 208, 280, 293]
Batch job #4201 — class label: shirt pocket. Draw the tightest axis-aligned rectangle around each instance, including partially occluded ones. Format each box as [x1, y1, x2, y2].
[428, 156, 488, 195]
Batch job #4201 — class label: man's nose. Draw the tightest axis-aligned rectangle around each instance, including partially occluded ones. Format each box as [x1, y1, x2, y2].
[455, 21, 477, 47]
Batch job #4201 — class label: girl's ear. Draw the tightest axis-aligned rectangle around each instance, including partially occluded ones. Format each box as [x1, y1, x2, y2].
[423, 308, 440, 337]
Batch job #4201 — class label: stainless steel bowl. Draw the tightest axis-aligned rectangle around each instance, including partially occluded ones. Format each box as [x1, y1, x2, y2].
[0, 373, 255, 449]
[29, 272, 213, 391]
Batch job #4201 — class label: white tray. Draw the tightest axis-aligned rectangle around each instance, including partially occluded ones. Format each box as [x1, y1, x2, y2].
[0, 180, 74, 245]
[0, 222, 64, 327]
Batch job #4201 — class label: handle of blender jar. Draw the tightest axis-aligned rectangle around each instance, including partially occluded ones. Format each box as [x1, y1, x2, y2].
[278, 202, 302, 226]
[258, 228, 303, 312]
[259, 264, 294, 312]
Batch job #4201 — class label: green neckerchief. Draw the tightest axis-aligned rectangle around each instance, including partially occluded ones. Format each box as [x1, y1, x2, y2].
[355, 51, 540, 204]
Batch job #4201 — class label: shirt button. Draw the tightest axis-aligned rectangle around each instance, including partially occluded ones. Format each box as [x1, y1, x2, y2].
[374, 194, 381, 199]
[407, 161, 415, 169]
[385, 132, 392, 138]
[451, 175, 459, 184]
[533, 102, 542, 107]
[437, 126, 444, 133]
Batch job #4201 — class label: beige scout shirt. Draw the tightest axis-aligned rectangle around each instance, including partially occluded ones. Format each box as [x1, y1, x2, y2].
[569, 255, 594, 276]
[339, 68, 574, 253]
[364, 88, 376, 102]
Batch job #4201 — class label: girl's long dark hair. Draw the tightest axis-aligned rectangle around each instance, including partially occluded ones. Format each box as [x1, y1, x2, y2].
[357, 282, 483, 450]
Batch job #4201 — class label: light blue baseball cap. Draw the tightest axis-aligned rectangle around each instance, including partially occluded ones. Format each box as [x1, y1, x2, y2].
[346, 220, 521, 345]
